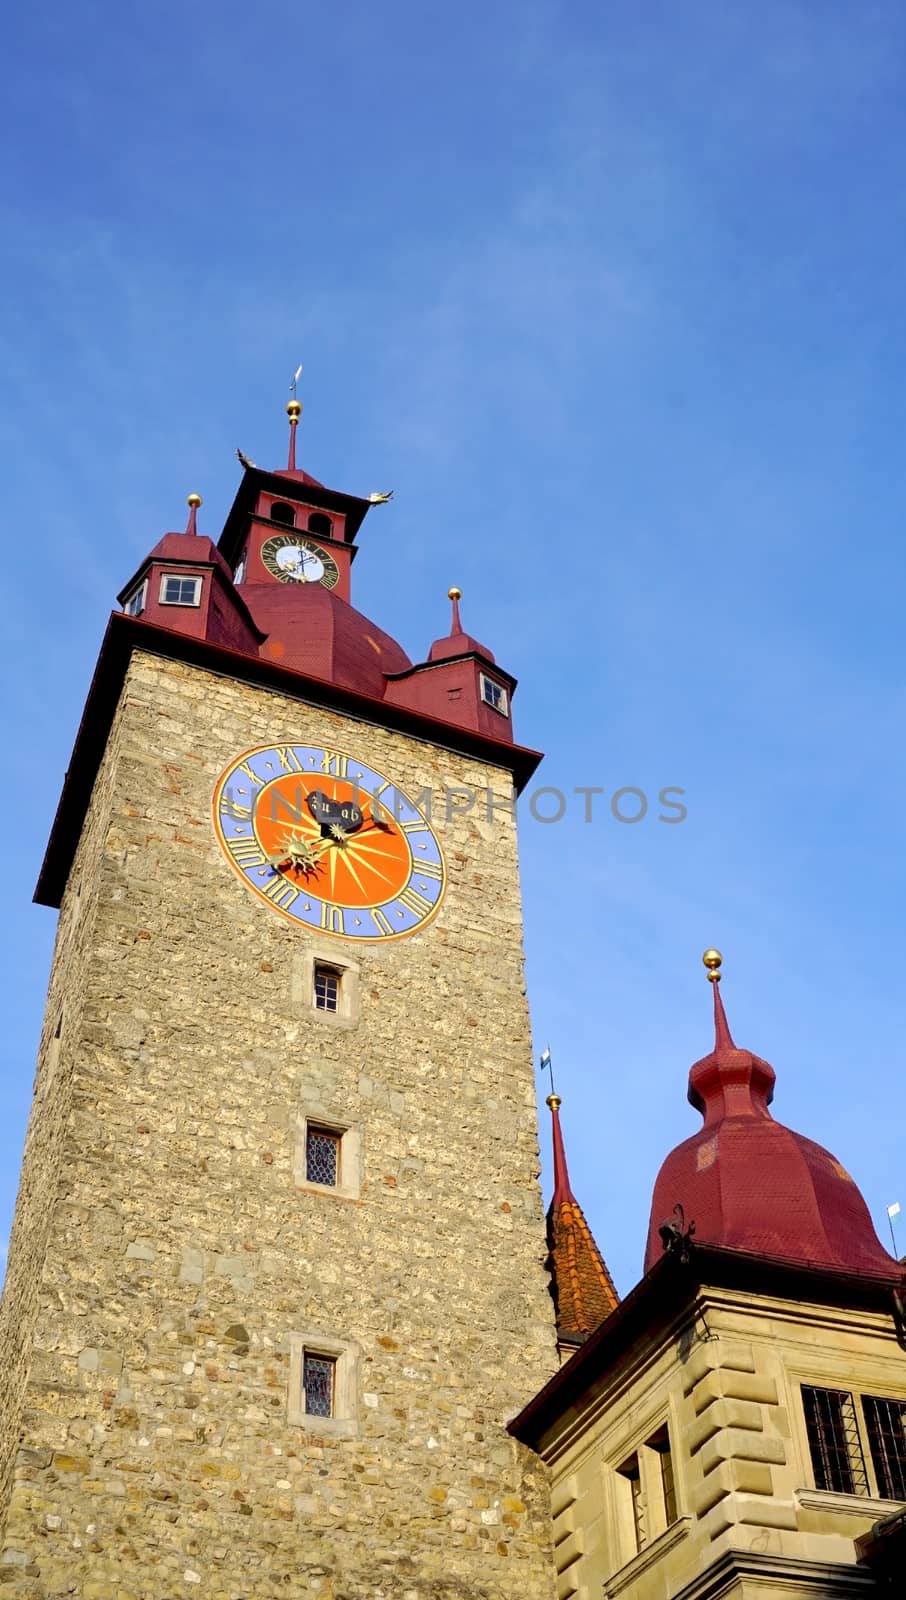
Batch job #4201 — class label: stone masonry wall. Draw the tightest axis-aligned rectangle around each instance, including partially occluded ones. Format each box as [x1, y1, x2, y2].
[0, 697, 125, 1535]
[0, 651, 559, 1599]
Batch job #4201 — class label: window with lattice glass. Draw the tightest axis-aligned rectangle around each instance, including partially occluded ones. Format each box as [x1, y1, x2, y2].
[863, 1394, 906, 1501]
[314, 965, 339, 1013]
[649, 1425, 678, 1526]
[303, 1352, 335, 1418]
[802, 1385, 868, 1495]
[159, 574, 202, 607]
[306, 1126, 340, 1187]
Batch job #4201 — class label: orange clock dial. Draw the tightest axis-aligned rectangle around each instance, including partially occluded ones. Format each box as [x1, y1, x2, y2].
[213, 743, 446, 941]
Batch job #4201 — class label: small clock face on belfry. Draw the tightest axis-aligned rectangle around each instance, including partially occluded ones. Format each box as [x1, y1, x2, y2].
[213, 743, 446, 941]
[261, 534, 340, 589]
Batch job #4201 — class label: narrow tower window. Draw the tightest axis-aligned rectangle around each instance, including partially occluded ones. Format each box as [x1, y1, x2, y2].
[123, 581, 147, 617]
[313, 965, 340, 1013]
[305, 1125, 340, 1187]
[234, 548, 248, 585]
[308, 512, 332, 538]
[480, 673, 509, 717]
[303, 1352, 336, 1418]
[271, 501, 296, 526]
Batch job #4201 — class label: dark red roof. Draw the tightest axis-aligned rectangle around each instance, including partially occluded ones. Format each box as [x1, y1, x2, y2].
[245, 581, 412, 697]
[644, 975, 899, 1279]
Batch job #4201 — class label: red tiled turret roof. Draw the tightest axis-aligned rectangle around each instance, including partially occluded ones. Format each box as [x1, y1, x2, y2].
[644, 951, 899, 1278]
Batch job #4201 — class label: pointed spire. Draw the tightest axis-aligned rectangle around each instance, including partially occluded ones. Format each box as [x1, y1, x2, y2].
[704, 947, 735, 1049]
[185, 493, 202, 536]
[448, 586, 463, 635]
[286, 399, 302, 472]
[547, 1094, 576, 1206]
[544, 1088, 619, 1344]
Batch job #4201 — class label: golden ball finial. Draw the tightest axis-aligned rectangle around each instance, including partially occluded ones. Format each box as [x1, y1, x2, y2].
[187, 493, 203, 509]
[448, 586, 462, 601]
[702, 948, 723, 983]
[286, 399, 302, 421]
[546, 1093, 562, 1111]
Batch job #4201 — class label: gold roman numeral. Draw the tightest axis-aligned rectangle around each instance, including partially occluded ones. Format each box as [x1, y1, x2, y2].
[237, 761, 265, 788]
[320, 751, 349, 778]
[370, 907, 394, 937]
[320, 902, 345, 934]
[263, 875, 299, 910]
[414, 859, 443, 880]
[227, 836, 266, 868]
[220, 795, 251, 820]
[400, 819, 428, 835]
[278, 746, 303, 773]
[398, 885, 434, 919]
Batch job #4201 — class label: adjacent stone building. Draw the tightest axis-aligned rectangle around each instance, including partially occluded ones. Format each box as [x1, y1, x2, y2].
[512, 955, 906, 1598]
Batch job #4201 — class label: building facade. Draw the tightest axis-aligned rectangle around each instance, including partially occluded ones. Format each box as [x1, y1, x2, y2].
[513, 957, 906, 1598]
[0, 410, 560, 1597]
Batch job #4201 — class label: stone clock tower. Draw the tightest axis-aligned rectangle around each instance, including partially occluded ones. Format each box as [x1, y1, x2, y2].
[0, 405, 560, 1597]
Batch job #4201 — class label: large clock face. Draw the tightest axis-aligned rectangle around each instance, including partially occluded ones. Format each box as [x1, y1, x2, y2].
[261, 534, 340, 589]
[213, 743, 446, 941]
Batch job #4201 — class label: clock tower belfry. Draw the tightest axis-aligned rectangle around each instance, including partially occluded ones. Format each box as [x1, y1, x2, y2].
[0, 405, 559, 1597]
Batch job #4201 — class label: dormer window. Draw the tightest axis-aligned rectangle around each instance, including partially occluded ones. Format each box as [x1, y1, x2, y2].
[159, 575, 202, 607]
[271, 501, 296, 527]
[480, 673, 509, 718]
[123, 581, 147, 618]
[308, 512, 332, 539]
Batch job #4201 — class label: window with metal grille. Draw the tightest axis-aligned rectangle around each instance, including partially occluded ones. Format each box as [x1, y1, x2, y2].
[802, 1385, 868, 1495]
[303, 1352, 335, 1418]
[314, 966, 339, 1013]
[159, 574, 202, 606]
[863, 1395, 906, 1501]
[306, 1126, 339, 1187]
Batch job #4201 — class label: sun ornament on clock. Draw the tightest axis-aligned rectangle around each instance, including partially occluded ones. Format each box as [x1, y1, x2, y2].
[212, 743, 446, 941]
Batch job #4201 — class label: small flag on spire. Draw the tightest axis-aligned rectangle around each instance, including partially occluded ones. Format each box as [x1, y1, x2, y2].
[888, 1202, 901, 1219]
[540, 1046, 551, 1071]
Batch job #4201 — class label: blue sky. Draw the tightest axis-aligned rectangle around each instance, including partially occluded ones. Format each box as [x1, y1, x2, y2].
[3, 0, 906, 1293]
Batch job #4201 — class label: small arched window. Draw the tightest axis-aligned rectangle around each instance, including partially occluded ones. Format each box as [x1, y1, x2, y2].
[308, 512, 332, 538]
[271, 501, 296, 527]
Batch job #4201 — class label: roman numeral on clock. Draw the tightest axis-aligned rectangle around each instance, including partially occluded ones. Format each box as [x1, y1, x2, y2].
[370, 907, 394, 937]
[277, 747, 303, 773]
[262, 875, 299, 910]
[220, 795, 251, 821]
[414, 859, 443, 881]
[320, 902, 345, 934]
[320, 751, 349, 778]
[227, 836, 266, 868]
[398, 885, 434, 919]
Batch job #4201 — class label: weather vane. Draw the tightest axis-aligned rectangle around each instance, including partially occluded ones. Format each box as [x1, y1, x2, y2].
[289, 363, 303, 399]
[539, 1044, 555, 1097]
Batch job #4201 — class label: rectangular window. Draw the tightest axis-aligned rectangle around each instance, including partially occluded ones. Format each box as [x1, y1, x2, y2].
[480, 673, 509, 717]
[303, 1352, 336, 1418]
[123, 581, 147, 617]
[159, 574, 202, 607]
[649, 1425, 678, 1526]
[314, 965, 339, 1013]
[617, 1454, 646, 1554]
[802, 1385, 867, 1495]
[863, 1394, 906, 1501]
[306, 1126, 340, 1187]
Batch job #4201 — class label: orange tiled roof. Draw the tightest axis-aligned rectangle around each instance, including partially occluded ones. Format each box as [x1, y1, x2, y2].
[545, 1096, 619, 1339]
